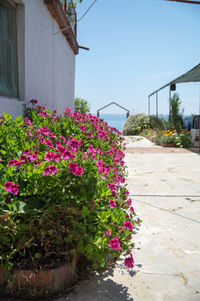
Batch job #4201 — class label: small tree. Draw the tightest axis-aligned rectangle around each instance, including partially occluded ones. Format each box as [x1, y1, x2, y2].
[74, 97, 90, 114]
[169, 93, 183, 131]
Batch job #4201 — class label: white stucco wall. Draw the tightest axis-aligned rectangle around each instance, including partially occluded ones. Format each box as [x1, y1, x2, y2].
[0, 0, 75, 117]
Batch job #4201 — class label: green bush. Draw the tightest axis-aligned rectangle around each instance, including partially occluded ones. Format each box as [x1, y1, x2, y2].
[0, 101, 140, 275]
[74, 97, 90, 114]
[123, 113, 149, 135]
[168, 93, 183, 131]
[149, 115, 167, 131]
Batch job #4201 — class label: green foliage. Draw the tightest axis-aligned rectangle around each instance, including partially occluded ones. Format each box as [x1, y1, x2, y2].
[74, 97, 90, 114]
[149, 115, 167, 131]
[123, 114, 150, 135]
[168, 93, 183, 131]
[0, 104, 139, 274]
[155, 129, 191, 147]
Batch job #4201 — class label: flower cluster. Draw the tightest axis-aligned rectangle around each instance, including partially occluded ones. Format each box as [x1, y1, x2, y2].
[0, 101, 141, 272]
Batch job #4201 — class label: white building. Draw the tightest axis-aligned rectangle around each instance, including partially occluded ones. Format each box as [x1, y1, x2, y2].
[0, 0, 79, 117]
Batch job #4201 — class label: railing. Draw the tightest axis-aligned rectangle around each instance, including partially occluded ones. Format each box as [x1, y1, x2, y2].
[61, 0, 77, 37]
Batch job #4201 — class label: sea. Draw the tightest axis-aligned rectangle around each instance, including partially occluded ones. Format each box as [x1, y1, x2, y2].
[97, 114, 127, 132]
[93, 114, 194, 132]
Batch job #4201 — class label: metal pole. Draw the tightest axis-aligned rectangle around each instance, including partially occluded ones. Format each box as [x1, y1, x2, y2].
[199, 83, 200, 153]
[169, 86, 171, 119]
[156, 92, 158, 118]
[148, 96, 150, 115]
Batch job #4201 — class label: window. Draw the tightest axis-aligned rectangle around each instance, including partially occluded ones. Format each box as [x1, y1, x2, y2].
[0, 0, 18, 98]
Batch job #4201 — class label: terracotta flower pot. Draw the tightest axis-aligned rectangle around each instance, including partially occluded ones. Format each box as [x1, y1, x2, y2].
[161, 143, 176, 147]
[0, 257, 77, 297]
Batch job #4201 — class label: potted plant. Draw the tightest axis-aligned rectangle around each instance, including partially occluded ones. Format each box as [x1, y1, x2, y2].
[0, 102, 141, 298]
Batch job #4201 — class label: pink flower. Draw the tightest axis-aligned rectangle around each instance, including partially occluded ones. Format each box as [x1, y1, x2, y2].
[4, 182, 13, 192]
[23, 149, 30, 155]
[127, 198, 132, 207]
[57, 146, 66, 153]
[10, 183, 19, 195]
[120, 160, 125, 166]
[86, 132, 93, 138]
[24, 117, 32, 126]
[68, 139, 79, 150]
[109, 199, 116, 209]
[4, 182, 19, 196]
[90, 200, 95, 207]
[43, 165, 59, 176]
[27, 129, 32, 136]
[107, 183, 116, 192]
[68, 162, 78, 174]
[30, 99, 39, 105]
[80, 125, 86, 132]
[29, 154, 38, 162]
[106, 227, 111, 237]
[62, 150, 73, 160]
[50, 133, 56, 139]
[130, 207, 134, 213]
[124, 253, 134, 269]
[68, 163, 83, 176]
[44, 140, 53, 149]
[8, 160, 21, 167]
[75, 166, 83, 176]
[39, 126, 50, 137]
[124, 221, 133, 232]
[44, 152, 55, 161]
[109, 237, 120, 250]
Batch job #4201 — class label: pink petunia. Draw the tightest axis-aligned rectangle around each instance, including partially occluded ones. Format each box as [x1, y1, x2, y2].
[109, 237, 120, 250]
[124, 253, 134, 269]
[80, 125, 86, 132]
[44, 152, 55, 161]
[109, 199, 116, 209]
[127, 198, 132, 207]
[43, 165, 59, 176]
[30, 99, 39, 105]
[44, 140, 54, 149]
[29, 154, 38, 162]
[68, 139, 80, 150]
[8, 160, 21, 167]
[4, 182, 13, 193]
[130, 207, 134, 213]
[124, 221, 133, 232]
[4, 182, 19, 196]
[75, 166, 83, 177]
[39, 126, 50, 137]
[106, 227, 111, 237]
[86, 132, 93, 138]
[68, 162, 78, 174]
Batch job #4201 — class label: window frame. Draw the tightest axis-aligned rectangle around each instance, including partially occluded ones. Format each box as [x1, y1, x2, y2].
[0, 0, 24, 101]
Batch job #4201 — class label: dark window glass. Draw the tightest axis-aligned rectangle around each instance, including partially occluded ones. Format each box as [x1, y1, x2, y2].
[0, 0, 18, 98]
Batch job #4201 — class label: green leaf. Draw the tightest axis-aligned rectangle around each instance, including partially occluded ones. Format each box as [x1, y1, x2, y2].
[3, 112, 12, 122]
[34, 253, 41, 259]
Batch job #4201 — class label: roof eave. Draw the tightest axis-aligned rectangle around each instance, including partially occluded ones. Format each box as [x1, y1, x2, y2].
[44, 0, 79, 55]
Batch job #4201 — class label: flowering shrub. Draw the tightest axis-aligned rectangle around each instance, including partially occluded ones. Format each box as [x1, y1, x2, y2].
[156, 129, 192, 147]
[123, 114, 149, 135]
[142, 128, 191, 148]
[0, 102, 141, 273]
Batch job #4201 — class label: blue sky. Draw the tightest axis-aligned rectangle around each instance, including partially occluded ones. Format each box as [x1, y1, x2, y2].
[75, 0, 200, 115]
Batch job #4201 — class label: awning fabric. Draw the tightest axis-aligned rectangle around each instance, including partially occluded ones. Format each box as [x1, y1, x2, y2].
[149, 63, 200, 96]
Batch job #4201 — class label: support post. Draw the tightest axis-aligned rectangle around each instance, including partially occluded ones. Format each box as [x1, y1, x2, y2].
[169, 86, 171, 119]
[148, 96, 150, 115]
[199, 115, 200, 153]
[156, 92, 158, 118]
